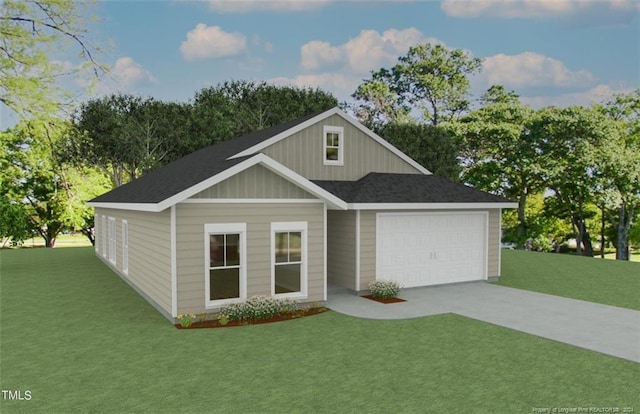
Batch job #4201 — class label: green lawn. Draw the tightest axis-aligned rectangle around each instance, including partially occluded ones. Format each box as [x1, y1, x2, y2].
[499, 249, 640, 310]
[1, 248, 638, 413]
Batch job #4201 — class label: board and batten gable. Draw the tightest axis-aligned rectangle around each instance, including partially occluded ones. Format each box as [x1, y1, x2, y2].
[191, 164, 316, 199]
[357, 209, 502, 291]
[261, 113, 423, 181]
[94, 208, 173, 316]
[175, 202, 325, 315]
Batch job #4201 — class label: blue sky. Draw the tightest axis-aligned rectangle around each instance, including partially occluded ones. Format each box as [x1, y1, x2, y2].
[3, 0, 639, 127]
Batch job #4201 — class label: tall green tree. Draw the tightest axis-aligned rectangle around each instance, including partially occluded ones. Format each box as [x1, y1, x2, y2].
[0, 0, 104, 118]
[601, 90, 640, 260]
[1, 119, 109, 247]
[457, 86, 538, 245]
[68, 94, 192, 187]
[532, 106, 615, 257]
[352, 43, 482, 126]
[348, 80, 411, 130]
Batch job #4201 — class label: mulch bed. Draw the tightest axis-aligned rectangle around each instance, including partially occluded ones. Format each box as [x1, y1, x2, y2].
[362, 295, 406, 304]
[175, 306, 330, 329]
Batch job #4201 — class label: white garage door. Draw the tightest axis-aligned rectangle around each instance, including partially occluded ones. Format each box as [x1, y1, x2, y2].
[376, 212, 487, 288]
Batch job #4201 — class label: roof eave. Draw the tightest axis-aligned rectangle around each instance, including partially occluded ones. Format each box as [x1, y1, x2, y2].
[347, 202, 518, 210]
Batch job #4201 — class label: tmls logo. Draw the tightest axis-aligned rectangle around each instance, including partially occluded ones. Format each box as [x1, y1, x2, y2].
[2, 390, 32, 401]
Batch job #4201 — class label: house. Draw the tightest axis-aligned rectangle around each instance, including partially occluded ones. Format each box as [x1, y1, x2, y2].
[89, 108, 516, 321]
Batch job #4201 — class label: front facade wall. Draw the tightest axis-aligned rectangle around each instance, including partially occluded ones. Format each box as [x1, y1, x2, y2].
[357, 209, 501, 291]
[326, 210, 357, 290]
[262, 114, 423, 181]
[94, 207, 173, 315]
[191, 164, 315, 199]
[175, 202, 325, 315]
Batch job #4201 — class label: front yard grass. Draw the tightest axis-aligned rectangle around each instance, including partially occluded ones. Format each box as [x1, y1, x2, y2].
[1, 247, 638, 413]
[498, 249, 640, 310]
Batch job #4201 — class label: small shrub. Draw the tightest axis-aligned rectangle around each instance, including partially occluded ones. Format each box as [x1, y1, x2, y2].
[217, 313, 230, 325]
[177, 313, 196, 328]
[220, 296, 300, 321]
[368, 280, 401, 299]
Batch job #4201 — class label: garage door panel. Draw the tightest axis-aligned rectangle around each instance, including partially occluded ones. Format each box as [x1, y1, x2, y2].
[377, 213, 487, 287]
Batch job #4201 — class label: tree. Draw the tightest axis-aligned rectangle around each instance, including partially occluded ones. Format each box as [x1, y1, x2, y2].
[1, 119, 109, 247]
[68, 94, 192, 187]
[348, 79, 411, 130]
[353, 43, 482, 126]
[456, 86, 539, 245]
[532, 106, 615, 257]
[0, 0, 104, 118]
[601, 90, 640, 260]
[377, 123, 461, 180]
[190, 80, 338, 147]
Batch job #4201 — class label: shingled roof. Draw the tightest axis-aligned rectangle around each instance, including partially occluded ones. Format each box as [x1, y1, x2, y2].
[90, 110, 325, 204]
[313, 173, 511, 204]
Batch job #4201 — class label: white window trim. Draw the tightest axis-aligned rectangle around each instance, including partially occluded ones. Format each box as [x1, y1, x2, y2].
[108, 217, 116, 265]
[271, 221, 308, 299]
[204, 223, 247, 309]
[323, 125, 344, 166]
[101, 215, 107, 258]
[122, 220, 129, 275]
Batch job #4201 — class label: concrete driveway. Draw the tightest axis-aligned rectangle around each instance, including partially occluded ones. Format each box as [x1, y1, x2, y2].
[325, 282, 640, 363]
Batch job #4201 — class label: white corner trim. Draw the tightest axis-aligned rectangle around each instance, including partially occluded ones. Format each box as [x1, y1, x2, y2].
[323, 203, 327, 301]
[497, 209, 503, 277]
[348, 202, 519, 210]
[355, 210, 361, 292]
[170, 205, 177, 317]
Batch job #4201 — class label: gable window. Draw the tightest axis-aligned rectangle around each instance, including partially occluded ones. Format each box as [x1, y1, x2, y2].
[204, 223, 247, 308]
[108, 217, 116, 265]
[271, 222, 307, 298]
[323, 126, 344, 166]
[122, 220, 129, 275]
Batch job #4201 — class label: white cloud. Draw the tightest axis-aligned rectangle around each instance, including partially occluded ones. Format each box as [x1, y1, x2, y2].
[520, 84, 630, 108]
[180, 24, 247, 61]
[208, 0, 330, 13]
[300, 28, 436, 74]
[110, 57, 158, 88]
[481, 52, 595, 88]
[441, 0, 640, 21]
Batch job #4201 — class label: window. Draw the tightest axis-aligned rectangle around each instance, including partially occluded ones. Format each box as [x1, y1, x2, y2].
[101, 215, 107, 258]
[122, 220, 129, 274]
[204, 223, 246, 307]
[108, 217, 116, 265]
[323, 126, 344, 165]
[271, 222, 307, 298]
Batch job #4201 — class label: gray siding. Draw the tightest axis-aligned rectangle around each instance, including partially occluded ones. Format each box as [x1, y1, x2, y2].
[326, 210, 356, 289]
[357, 209, 501, 291]
[262, 114, 422, 180]
[175, 202, 325, 315]
[191, 164, 315, 199]
[94, 208, 173, 315]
